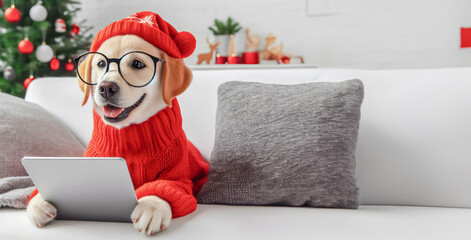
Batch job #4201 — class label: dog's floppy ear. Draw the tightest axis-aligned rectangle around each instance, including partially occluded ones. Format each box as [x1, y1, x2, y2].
[77, 56, 92, 106]
[160, 52, 192, 107]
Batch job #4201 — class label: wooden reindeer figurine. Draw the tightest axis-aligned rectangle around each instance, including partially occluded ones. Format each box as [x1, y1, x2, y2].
[260, 33, 285, 61]
[197, 38, 221, 65]
[295, 56, 305, 64]
[260, 33, 276, 60]
[245, 29, 260, 52]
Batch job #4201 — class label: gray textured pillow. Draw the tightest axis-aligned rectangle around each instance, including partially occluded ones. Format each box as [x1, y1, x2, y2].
[197, 80, 364, 209]
[0, 92, 85, 178]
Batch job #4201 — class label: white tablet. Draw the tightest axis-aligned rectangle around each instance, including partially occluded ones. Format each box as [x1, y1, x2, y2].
[22, 157, 137, 223]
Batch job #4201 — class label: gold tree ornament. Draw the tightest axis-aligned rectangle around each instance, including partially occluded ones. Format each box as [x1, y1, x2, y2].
[227, 34, 236, 56]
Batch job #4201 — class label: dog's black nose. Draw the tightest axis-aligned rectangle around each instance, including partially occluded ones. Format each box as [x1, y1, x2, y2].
[99, 81, 119, 99]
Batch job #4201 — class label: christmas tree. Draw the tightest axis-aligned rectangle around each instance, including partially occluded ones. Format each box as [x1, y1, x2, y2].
[0, 0, 93, 97]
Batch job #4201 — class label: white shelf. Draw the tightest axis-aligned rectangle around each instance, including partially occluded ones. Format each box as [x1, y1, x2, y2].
[189, 64, 318, 70]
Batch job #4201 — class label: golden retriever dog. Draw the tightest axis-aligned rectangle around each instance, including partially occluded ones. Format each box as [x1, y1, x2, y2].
[27, 12, 209, 236]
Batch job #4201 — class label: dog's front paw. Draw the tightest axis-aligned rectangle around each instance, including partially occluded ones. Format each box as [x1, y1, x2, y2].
[131, 196, 172, 236]
[26, 193, 57, 227]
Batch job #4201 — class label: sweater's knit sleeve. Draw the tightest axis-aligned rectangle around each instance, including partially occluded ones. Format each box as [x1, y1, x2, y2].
[135, 178, 196, 218]
[28, 188, 39, 204]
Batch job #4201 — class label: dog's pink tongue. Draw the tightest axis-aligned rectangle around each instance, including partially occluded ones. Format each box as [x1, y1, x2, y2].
[103, 105, 123, 118]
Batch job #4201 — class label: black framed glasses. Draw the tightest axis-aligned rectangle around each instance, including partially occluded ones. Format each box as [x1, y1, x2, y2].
[74, 51, 165, 88]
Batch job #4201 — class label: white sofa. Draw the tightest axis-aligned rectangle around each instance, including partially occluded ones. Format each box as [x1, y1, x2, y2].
[1, 67, 471, 239]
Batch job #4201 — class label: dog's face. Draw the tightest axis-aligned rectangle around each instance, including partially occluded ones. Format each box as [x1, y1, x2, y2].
[77, 35, 192, 129]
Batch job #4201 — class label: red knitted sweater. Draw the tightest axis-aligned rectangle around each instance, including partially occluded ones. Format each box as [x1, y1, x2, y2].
[29, 98, 209, 218]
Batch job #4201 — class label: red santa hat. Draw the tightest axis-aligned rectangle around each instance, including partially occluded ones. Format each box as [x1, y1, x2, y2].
[90, 11, 196, 59]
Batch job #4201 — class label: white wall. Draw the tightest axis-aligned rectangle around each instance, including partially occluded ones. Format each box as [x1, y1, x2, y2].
[77, 0, 471, 69]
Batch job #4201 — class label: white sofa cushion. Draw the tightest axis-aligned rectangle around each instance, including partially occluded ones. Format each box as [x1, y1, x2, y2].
[24, 78, 93, 147]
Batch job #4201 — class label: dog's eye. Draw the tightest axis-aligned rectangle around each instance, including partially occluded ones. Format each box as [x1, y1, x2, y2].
[132, 60, 146, 69]
[97, 60, 106, 68]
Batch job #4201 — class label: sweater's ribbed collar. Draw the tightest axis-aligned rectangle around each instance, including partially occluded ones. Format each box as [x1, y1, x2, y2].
[88, 98, 183, 157]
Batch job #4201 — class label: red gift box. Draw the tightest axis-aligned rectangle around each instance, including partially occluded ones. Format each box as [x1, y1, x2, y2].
[243, 52, 259, 64]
